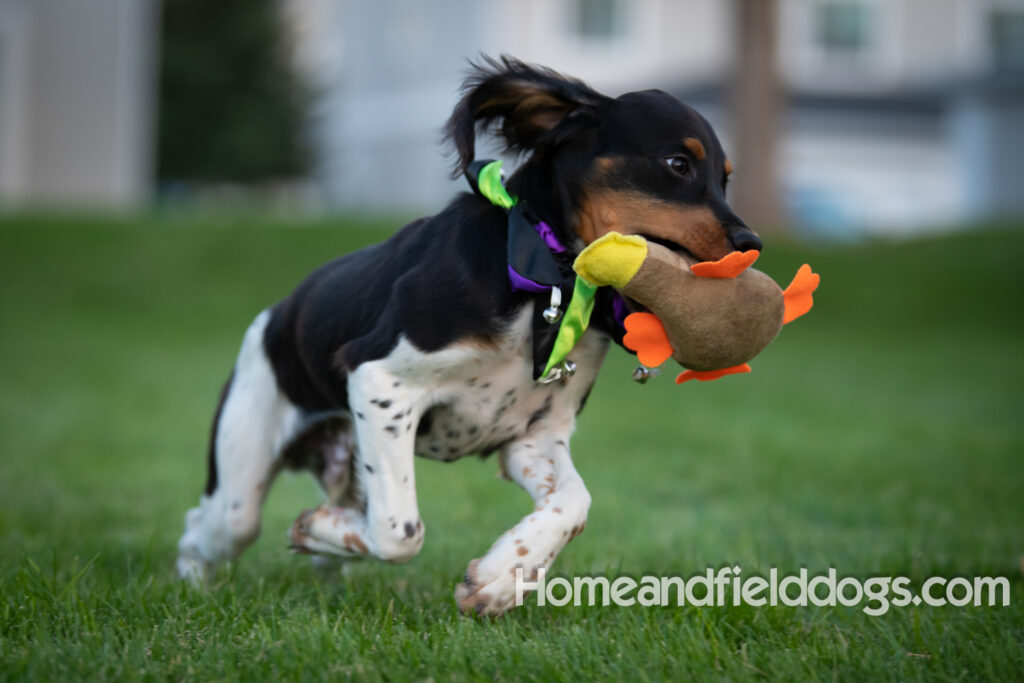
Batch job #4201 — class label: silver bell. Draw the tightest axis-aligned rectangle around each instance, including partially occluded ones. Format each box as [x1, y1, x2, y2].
[632, 365, 660, 384]
[562, 360, 577, 377]
[543, 305, 563, 324]
[543, 286, 563, 324]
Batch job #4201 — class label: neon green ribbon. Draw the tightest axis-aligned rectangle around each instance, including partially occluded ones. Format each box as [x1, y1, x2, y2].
[541, 276, 598, 378]
[477, 160, 516, 209]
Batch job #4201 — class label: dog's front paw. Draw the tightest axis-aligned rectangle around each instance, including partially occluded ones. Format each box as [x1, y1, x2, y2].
[454, 558, 541, 616]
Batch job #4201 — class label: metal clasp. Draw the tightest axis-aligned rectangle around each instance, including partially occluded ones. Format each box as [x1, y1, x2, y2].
[632, 365, 660, 384]
[539, 359, 577, 385]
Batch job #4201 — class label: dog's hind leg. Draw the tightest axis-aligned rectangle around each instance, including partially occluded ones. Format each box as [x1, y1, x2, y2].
[177, 310, 303, 582]
[278, 415, 359, 570]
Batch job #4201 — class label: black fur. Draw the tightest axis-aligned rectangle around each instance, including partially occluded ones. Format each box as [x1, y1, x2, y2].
[446, 55, 612, 178]
[204, 371, 233, 496]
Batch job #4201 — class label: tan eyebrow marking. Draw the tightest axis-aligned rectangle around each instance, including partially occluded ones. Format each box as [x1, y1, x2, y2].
[683, 137, 706, 160]
[724, 158, 734, 175]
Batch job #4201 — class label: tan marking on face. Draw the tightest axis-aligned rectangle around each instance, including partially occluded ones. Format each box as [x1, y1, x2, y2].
[724, 158, 734, 175]
[683, 137, 706, 160]
[577, 190, 734, 261]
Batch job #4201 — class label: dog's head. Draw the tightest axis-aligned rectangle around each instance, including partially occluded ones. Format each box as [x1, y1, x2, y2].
[446, 56, 761, 261]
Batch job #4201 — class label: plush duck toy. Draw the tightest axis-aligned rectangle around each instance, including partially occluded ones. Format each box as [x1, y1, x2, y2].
[573, 232, 820, 384]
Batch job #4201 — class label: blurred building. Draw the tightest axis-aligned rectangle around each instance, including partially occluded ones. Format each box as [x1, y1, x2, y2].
[0, 0, 158, 207]
[292, 0, 1024, 235]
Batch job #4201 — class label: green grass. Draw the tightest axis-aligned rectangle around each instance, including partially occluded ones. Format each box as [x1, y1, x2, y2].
[1, 212, 1022, 680]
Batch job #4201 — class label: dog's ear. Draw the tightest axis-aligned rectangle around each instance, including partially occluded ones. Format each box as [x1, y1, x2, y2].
[446, 55, 610, 178]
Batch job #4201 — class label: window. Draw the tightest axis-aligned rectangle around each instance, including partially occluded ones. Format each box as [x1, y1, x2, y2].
[816, 1, 873, 54]
[576, 0, 623, 41]
[991, 10, 1024, 74]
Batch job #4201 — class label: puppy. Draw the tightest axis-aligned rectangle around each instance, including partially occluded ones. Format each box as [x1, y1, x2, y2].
[176, 56, 760, 615]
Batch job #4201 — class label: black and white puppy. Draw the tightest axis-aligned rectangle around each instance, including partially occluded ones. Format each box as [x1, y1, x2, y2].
[176, 57, 760, 615]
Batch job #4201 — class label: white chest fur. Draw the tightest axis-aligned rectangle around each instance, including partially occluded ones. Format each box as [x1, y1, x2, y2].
[369, 304, 609, 461]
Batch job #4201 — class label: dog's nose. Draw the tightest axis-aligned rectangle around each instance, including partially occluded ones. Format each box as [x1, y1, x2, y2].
[729, 228, 762, 252]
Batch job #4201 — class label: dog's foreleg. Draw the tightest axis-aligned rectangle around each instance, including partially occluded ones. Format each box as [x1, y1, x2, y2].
[290, 359, 425, 562]
[455, 427, 591, 615]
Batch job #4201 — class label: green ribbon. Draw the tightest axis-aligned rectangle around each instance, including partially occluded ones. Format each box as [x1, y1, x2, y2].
[542, 277, 598, 378]
[471, 159, 599, 381]
[477, 160, 516, 209]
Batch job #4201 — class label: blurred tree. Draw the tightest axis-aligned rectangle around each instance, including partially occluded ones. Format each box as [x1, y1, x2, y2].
[730, 0, 785, 230]
[157, 0, 310, 183]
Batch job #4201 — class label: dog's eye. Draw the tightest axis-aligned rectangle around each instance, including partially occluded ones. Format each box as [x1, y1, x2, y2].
[665, 156, 690, 176]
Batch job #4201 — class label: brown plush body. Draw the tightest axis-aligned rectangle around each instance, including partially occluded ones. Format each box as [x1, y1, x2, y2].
[573, 232, 818, 378]
[620, 242, 784, 370]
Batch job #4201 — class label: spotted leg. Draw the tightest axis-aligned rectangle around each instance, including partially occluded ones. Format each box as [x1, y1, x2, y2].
[455, 428, 591, 615]
[290, 358, 427, 563]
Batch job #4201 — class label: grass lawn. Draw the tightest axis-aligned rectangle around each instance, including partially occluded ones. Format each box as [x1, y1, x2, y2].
[1, 212, 1022, 680]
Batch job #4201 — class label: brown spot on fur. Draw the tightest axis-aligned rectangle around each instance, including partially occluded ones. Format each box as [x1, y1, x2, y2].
[522, 466, 532, 477]
[517, 546, 529, 556]
[514, 538, 521, 545]
[553, 507, 563, 514]
[342, 533, 368, 554]
[463, 558, 481, 589]
[683, 137, 706, 160]
[479, 86, 574, 136]
[724, 158, 734, 175]
[456, 589, 494, 616]
[577, 190, 733, 261]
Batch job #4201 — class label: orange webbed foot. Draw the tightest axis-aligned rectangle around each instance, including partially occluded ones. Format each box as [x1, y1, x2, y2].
[690, 250, 760, 279]
[623, 312, 674, 368]
[782, 264, 820, 324]
[675, 364, 752, 384]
